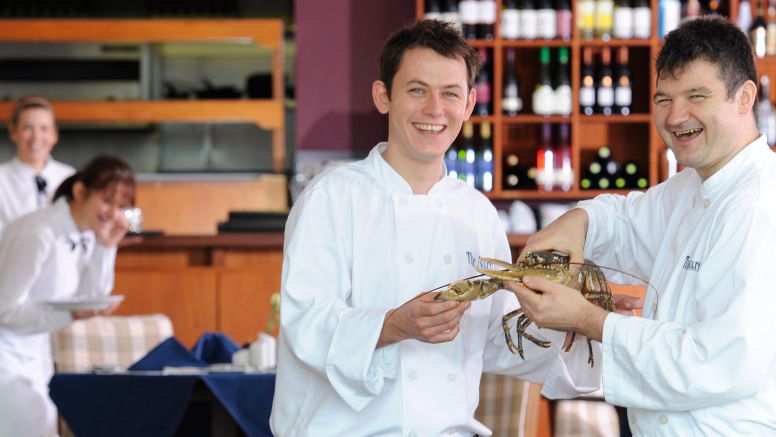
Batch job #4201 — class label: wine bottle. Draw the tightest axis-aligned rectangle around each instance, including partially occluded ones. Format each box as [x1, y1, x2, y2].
[597, 48, 615, 115]
[632, 0, 651, 38]
[597, 175, 612, 189]
[751, 0, 768, 58]
[501, 0, 521, 39]
[595, 0, 615, 40]
[767, 0, 776, 55]
[661, 0, 682, 37]
[460, 0, 479, 39]
[556, 0, 572, 40]
[613, 0, 634, 39]
[614, 47, 633, 116]
[554, 47, 572, 115]
[536, 0, 557, 39]
[445, 142, 459, 178]
[555, 123, 573, 191]
[460, 122, 476, 187]
[533, 47, 555, 115]
[478, 0, 497, 40]
[578, 0, 596, 39]
[425, 0, 443, 20]
[684, 0, 702, 18]
[503, 48, 523, 115]
[758, 75, 776, 145]
[738, 0, 753, 34]
[580, 172, 594, 189]
[580, 47, 597, 116]
[442, 0, 462, 32]
[474, 48, 492, 116]
[477, 122, 494, 191]
[536, 122, 555, 191]
[521, 0, 539, 39]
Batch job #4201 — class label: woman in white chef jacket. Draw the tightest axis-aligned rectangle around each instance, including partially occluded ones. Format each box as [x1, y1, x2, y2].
[0, 96, 75, 235]
[0, 155, 134, 437]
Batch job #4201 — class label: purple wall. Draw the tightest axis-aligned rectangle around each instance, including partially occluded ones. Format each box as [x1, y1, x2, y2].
[295, 0, 415, 151]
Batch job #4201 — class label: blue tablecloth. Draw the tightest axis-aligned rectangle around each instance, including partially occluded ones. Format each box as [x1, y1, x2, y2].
[49, 333, 275, 437]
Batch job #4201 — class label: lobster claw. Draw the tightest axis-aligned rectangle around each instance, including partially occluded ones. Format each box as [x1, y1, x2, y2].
[474, 257, 529, 281]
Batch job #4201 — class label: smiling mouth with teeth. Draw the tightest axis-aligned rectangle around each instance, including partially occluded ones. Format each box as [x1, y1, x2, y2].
[674, 127, 703, 138]
[414, 123, 444, 133]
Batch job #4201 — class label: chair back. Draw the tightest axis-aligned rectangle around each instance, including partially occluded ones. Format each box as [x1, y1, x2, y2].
[51, 314, 173, 372]
[476, 373, 542, 437]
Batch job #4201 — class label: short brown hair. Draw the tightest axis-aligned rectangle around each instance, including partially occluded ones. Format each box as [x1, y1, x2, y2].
[10, 96, 55, 128]
[379, 19, 480, 98]
[54, 155, 136, 206]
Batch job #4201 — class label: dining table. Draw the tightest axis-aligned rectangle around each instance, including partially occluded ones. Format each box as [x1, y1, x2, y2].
[49, 333, 276, 437]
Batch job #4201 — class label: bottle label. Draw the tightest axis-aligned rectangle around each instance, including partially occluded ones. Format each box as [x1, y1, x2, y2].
[633, 8, 651, 38]
[612, 7, 634, 39]
[597, 86, 615, 107]
[661, 0, 682, 36]
[503, 96, 523, 113]
[533, 86, 555, 115]
[479, 0, 497, 23]
[595, 0, 614, 33]
[554, 85, 572, 115]
[520, 10, 538, 39]
[580, 87, 596, 106]
[615, 86, 632, 107]
[556, 10, 573, 40]
[459, 0, 479, 24]
[501, 10, 520, 39]
[537, 10, 557, 39]
[578, 0, 596, 36]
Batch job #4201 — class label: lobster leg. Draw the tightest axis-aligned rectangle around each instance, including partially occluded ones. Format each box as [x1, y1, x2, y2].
[502, 308, 523, 355]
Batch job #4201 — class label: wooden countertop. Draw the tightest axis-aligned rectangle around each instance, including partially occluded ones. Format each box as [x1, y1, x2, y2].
[121, 232, 532, 251]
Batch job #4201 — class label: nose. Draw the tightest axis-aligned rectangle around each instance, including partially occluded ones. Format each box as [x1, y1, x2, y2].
[424, 92, 444, 116]
[663, 100, 690, 128]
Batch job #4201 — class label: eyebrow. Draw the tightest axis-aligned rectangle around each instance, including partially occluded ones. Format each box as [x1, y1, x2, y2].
[653, 87, 712, 101]
[406, 79, 464, 91]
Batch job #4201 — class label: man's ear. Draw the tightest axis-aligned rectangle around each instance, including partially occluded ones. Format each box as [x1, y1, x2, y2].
[464, 87, 476, 120]
[738, 79, 758, 114]
[372, 80, 390, 114]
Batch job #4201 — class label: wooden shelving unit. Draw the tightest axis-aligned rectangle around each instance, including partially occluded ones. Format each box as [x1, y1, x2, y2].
[0, 19, 286, 172]
[418, 2, 776, 201]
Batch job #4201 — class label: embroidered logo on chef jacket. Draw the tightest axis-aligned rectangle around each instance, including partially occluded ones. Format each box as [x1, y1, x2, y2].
[466, 251, 494, 270]
[682, 255, 701, 271]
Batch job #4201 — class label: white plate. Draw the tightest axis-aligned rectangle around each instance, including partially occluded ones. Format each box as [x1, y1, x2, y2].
[46, 295, 124, 311]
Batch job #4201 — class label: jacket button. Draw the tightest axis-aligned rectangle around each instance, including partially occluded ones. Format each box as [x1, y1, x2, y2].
[405, 253, 414, 264]
[703, 199, 710, 208]
[659, 414, 668, 425]
[443, 254, 452, 264]
[447, 372, 457, 382]
[408, 370, 417, 381]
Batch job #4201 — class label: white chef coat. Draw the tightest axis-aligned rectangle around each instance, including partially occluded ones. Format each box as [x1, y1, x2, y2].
[0, 197, 117, 437]
[578, 135, 776, 435]
[0, 156, 75, 235]
[270, 143, 602, 437]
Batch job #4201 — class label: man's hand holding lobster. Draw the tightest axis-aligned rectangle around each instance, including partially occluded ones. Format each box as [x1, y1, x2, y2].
[377, 292, 470, 348]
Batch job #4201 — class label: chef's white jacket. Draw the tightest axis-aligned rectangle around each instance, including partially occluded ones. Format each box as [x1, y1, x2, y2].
[578, 135, 776, 435]
[0, 197, 117, 437]
[270, 143, 601, 437]
[0, 156, 74, 235]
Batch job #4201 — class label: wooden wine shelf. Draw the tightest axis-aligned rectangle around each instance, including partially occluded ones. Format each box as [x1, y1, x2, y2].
[488, 189, 638, 201]
[578, 114, 651, 123]
[502, 115, 573, 124]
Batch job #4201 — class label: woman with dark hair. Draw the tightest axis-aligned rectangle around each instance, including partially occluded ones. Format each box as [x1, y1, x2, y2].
[0, 155, 134, 437]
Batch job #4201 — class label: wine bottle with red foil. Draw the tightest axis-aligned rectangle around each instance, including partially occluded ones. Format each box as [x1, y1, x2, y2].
[536, 123, 556, 191]
[474, 48, 491, 116]
[555, 123, 573, 191]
